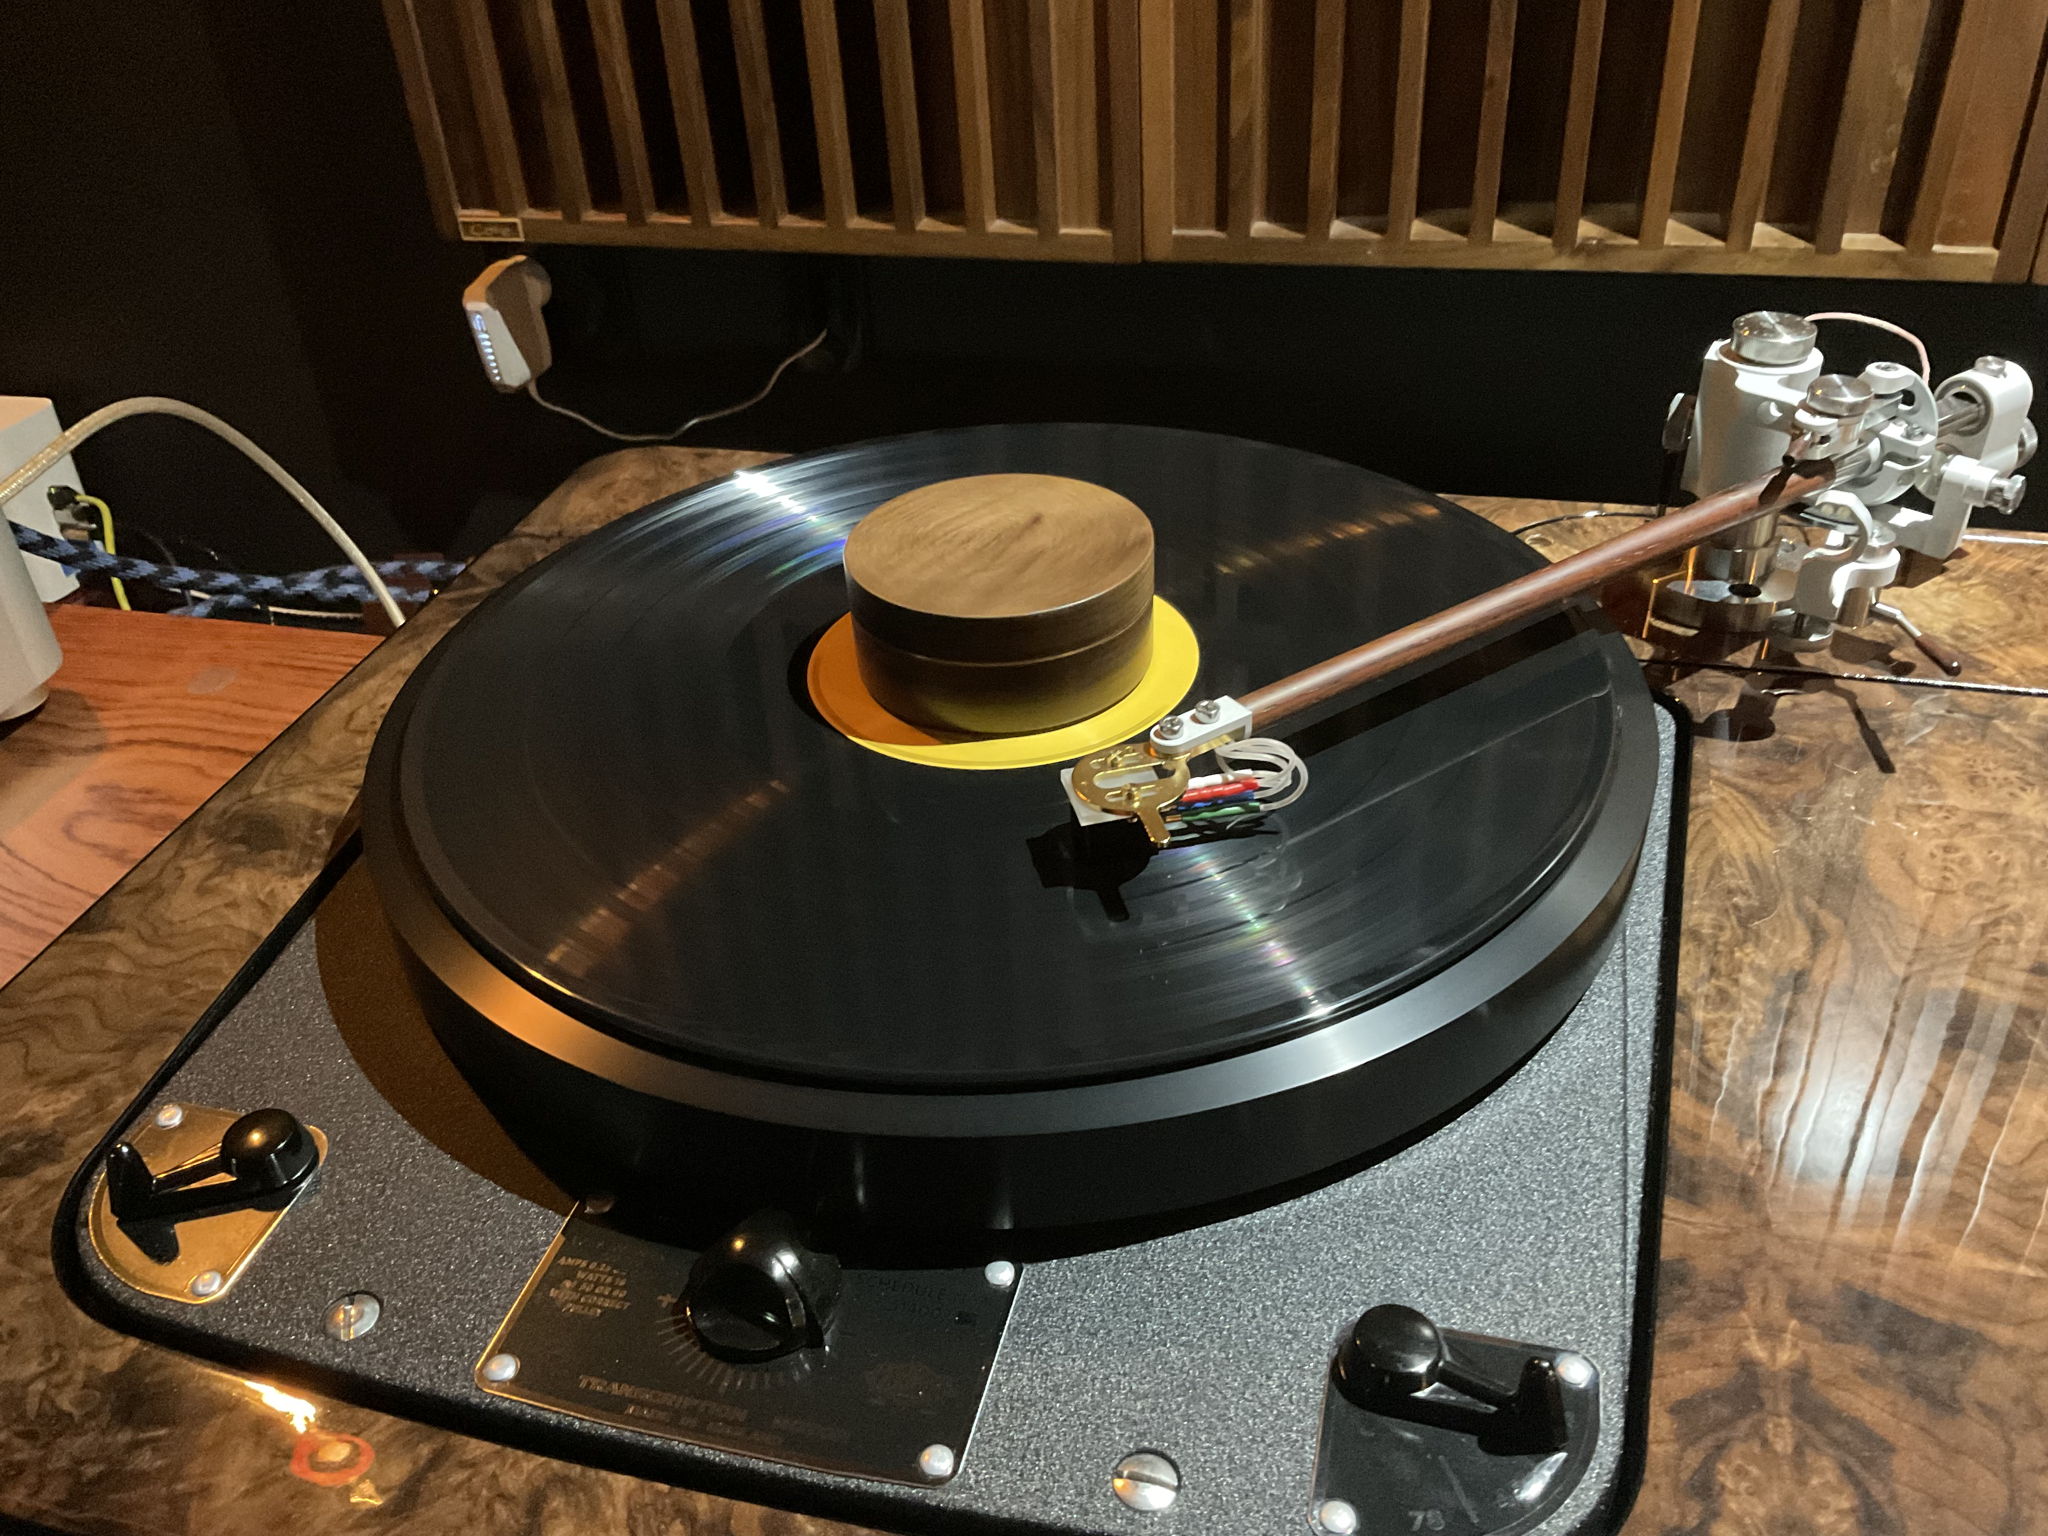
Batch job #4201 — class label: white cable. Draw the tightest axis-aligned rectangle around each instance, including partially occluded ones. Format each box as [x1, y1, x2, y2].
[1216, 737, 1311, 810]
[0, 397, 406, 628]
[1803, 312, 1931, 382]
[525, 328, 829, 443]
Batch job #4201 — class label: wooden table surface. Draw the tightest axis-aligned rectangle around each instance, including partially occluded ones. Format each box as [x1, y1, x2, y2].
[0, 606, 375, 986]
[1, 451, 2044, 1536]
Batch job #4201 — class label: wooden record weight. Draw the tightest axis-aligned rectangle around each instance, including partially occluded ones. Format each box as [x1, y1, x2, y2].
[843, 473, 1156, 735]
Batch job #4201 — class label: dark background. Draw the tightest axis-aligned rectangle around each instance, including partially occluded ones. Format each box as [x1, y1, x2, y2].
[8, 2, 2048, 574]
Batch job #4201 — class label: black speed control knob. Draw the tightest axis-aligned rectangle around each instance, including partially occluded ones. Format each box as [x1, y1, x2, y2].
[1336, 1303, 1449, 1401]
[220, 1108, 319, 1192]
[683, 1211, 841, 1364]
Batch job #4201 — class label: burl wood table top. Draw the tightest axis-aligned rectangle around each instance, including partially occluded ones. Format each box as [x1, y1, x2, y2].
[2, 452, 2043, 1536]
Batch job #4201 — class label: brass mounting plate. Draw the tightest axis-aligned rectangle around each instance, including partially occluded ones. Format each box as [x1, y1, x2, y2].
[87, 1104, 328, 1304]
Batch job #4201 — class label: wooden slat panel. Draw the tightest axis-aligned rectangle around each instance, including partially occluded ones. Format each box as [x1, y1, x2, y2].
[1107, 0, 1146, 257]
[1724, 0, 1801, 253]
[1170, 1, 1220, 232]
[452, 0, 528, 213]
[951, 0, 998, 231]
[382, 0, 463, 236]
[1468, 0, 1518, 244]
[654, 0, 722, 224]
[800, 0, 857, 227]
[1908, 0, 1997, 253]
[1226, 0, 1268, 240]
[1304, 0, 1347, 239]
[1028, 0, 1068, 236]
[874, 0, 926, 232]
[1551, 0, 1606, 252]
[1639, 0, 1703, 246]
[587, 0, 657, 220]
[1138, 0, 1177, 255]
[728, 0, 788, 225]
[1940, 0, 2048, 246]
[1386, 0, 1431, 247]
[1056, 0, 1101, 232]
[1814, 0, 1934, 254]
[516, 0, 592, 220]
[1995, 65, 2048, 278]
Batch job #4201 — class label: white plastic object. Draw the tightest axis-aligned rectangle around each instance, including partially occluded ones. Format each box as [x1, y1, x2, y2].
[463, 256, 553, 392]
[1682, 333, 1822, 497]
[0, 536, 60, 721]
[1148, 695, 1252, 758]
[0, 398, 81, 602]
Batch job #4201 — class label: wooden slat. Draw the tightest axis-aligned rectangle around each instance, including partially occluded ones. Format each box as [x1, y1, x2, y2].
[1138, 0, 1177, 256]
[654, 0, 722, 223]
[1305, 0, 1347, 239]
[951, 0, 998, 231]
[380, 0, 462, 236]
[451, 0, 528, 213]
[800, 0, 857, 227]
[1995, 66, 2048, 278]
[1028, 0, 1068, 236]
[729, 0, 788, 225]
[1468, 0, 1518, 244]
[1724, 0, 1801, 252]
[1814, 0, 1934, 254]
[1226, 0, 1269, 240]
[1939, 0, 2048, 246]
[1551, 0, 1606, 251]
[1638, 0, 1703, 246]
[587, 0, 657, 220]
[1056, 0, 1100, 231]
[873, 0, 925, 232]
[1908, 0, 1997, 253]
[1108, 0, 1146, 256]
[516, 0, 591, 220]
[1386, 0, 1431, 246]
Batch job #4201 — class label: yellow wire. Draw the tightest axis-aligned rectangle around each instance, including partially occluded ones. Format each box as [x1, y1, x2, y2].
[75, 493, 130, 611]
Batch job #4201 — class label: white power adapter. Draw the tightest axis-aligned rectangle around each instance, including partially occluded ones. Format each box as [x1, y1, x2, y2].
[463, 257, 553, 391]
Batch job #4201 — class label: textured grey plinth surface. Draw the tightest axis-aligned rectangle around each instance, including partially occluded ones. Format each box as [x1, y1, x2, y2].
[66, 708, 1676, 1536]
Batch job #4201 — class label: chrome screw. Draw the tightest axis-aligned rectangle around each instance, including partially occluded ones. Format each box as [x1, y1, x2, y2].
[918, 1443, 957, 1480]
[1315, 1497, 1360, 1535]
[1111, 1452, 1180, 1512]
[153, 1103, 185, 1130]
[1978, 356, 2009, 376]
[983, 1260, 1016, 1290]
[324, 1293, 382, 1341]
[480, 1352, 520, 1383]
[1554, 1351, 1596, 1388]
[1193, 699, 1223, 724]
[188, 1270, 224, 1299]
[1154, 715, 1185, 740]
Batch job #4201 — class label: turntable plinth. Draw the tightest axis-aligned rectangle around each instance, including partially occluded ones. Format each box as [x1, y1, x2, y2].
[842, 472, 1155, 734]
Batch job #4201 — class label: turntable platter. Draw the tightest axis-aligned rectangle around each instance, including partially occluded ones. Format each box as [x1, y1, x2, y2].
[367, 425, 1653, 1236]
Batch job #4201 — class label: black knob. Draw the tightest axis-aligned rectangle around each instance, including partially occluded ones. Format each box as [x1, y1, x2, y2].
[683, 1211, 841, 1364]
[1337, 1304, 1445, 1401]
[220, 1109, 317, 1192]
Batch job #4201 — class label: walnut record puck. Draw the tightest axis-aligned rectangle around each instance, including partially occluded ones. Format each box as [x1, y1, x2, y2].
[842, 473, 1156, 734]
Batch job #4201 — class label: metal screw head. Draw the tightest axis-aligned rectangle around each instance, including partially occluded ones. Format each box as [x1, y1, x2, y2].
[1987, 474, 2028, 514]
[1803, 373, 1874, 419]
[1728, 310, 1816, 366]
[983, 1260, 1016, 1290]
[917, 1443, 957, 1480]
[153, 1103, 185, 1130]
[324, 1293, 382, 1341]
[582, 1193, 615, 1215]
[1315, 1497, 1360, 1535]
[1193, 699, 1222, 724]
[480, 1352, 520, 1383]
[1153, 714, 1185, 739]
[188, 1270, 224, 1299]
[1978, 355, 2009, 376]
[1111, 1451, 1179, 1512]
[1553, 1350, 1596, 1388]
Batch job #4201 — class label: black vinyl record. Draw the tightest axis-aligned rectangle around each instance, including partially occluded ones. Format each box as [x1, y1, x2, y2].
[381, 425, 1634, 1095]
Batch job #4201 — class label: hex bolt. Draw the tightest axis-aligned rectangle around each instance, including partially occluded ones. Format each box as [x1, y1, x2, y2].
[324, 1293, 382, 1341]
[983, 1260, 1017, 1290]
[1111, 1452, 1179, 1512]
[918, 1443, 957, 1480]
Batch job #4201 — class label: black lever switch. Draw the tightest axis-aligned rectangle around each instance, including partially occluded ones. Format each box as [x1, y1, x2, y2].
[1335, 1303, 1570, 1455]
[683, 1210, 842, 1364]
[107, 1107, 319, 1229]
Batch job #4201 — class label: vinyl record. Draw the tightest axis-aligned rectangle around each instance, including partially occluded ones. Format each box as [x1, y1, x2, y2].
[376, 425, 1637, 1095]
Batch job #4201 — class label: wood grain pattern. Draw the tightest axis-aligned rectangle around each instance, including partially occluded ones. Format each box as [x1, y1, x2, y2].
[1723, 0, 1800, 253]
[515, 0, 592, 220]
[1814, 0, 1932, 256]
[1466, 0, 1517, 245]
[1550, 0, 1607, 253]
[874, 0, 927, 232]
[1386, 0, 1432, 248]
[801, 0, 858, 229]
[586, 0, 657, 222]
[1638, 0, 1702, 248]
[10, 458, 2048, 1534]
[0, 608, 375, 988]
[654, 0, 723, 225]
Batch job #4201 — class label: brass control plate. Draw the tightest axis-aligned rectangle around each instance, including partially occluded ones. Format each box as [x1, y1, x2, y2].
[87, 1104, 328, 1304]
